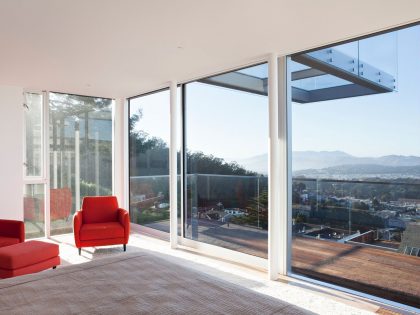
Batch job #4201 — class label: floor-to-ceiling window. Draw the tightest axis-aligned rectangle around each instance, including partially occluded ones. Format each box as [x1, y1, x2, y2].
[49, 92, 113, 235]
[129, 90, 170, 233]
[183, 64, 269, 258]
[289, 25, 420, 308]
[23, 92, 45, 238]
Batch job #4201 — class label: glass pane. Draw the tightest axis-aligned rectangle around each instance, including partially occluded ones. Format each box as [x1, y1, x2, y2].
[24, 92, 43, 177]
[291, 25, 420, 308]
[24, 184, 45, 238]
[359, 31, 398, 89]
[236, 63, 268, 79]
[129, 90, 170, 233]
[292, 73, 352, 91]
[184, 63, 269, 258]
[49, 93, 113, 235]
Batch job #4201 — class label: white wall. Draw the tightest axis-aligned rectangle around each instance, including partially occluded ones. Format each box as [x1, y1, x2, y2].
[112, 98, 127, 209]
[0, 85, 23, 220]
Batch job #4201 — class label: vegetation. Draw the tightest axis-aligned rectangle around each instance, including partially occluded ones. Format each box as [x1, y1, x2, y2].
[49, 93, 113, 192]
[80, 180, 112, 197]
[244, 190, 268, 228]
[132, 208, 170, 225]
[129, 108, 256, 177]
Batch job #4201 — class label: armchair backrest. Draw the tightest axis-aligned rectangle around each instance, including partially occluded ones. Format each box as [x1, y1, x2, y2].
[0, 219, 25, 242]
[81, 196, 119, 224]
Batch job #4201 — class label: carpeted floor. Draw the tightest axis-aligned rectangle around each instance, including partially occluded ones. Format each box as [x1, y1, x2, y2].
[0, 250, 314, 315]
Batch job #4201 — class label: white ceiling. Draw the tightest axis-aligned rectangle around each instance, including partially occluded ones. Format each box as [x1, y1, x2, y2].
[0, 0, 419, 99]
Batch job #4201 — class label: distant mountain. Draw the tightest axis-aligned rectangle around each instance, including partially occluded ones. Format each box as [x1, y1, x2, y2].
[293, 151, 420, 170]
[293, 164, 420, 179]
[236, 154, 268, 174]
[293, 151, 353, 170]
[235, 151, 420, 175]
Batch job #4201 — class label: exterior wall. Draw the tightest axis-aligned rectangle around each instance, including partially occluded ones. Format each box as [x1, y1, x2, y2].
[0, 85, 23, 220]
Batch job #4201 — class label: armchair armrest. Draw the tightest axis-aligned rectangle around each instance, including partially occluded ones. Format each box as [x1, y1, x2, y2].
[73, 211, 83, 248]
[0, 219, 25, 242]
[117, 208, 130, 243]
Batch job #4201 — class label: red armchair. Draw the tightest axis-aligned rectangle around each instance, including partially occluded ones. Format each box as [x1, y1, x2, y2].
[73, 196, 129, 255]
[0, 219, 25, 248]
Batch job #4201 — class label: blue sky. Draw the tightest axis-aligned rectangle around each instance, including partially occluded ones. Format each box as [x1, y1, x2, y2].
[185, 82, 268, 160]
[130, 90, 170, 143]
[131, 25, 420, 161]
[130, 77, 268, 161]
[293, 25, 420, 157]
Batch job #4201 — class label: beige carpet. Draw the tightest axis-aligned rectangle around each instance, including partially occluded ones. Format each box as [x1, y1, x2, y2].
[0, 250, 314, 315]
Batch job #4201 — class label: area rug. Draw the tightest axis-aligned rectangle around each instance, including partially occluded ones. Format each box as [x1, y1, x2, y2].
[0, 250, 313, 315]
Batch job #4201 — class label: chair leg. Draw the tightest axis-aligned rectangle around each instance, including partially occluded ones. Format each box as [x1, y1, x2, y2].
[53, 266, 56, 269]
[123, 244, 126, 252]
[78, 248, 81, 255]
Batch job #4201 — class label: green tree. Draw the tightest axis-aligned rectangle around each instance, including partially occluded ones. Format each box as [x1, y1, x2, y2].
[243, 190, 268, 229]
[129, 109, 258, 176]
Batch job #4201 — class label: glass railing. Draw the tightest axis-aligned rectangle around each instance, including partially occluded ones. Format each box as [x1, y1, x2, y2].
[130, 174, 269, 258]
[185, 174, 268, 258]
[24, 184, 45, 239]
[130, 175, 171, 232]
[292, 177, 420, 308]
[304, 32, 397, 91]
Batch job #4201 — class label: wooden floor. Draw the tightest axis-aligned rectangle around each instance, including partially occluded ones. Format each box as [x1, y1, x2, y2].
[292, 237, 420, 308]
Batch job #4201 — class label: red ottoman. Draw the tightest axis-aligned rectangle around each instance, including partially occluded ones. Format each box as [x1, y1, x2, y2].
[0, 240, 60, 279]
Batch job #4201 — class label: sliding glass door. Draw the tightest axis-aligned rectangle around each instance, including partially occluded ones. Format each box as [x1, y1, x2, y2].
[48, 93, 113, 235]
[128, 90, 171, 234]
[183, 64, 269, 258]
[24, 91, 114, 238]
[289, 25, 420, 308]
[23, 92, 46, 238]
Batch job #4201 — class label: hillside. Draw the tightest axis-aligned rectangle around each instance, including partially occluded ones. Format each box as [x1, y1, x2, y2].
[236, 151, 420, 177]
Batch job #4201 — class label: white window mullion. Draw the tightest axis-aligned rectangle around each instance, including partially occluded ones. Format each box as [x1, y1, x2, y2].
[43, 91, 51, 238]
[278, 56, 292, 275]
[169, 81, 178, 249]
[268, 53, 280, 280]
[123, 99, 130, 211]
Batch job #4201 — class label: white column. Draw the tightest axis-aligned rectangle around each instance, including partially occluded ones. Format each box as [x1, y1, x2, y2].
[67, 152, 71, 188]
[278, 56, 292, 275]
[95, 131, 99, 195]
[113, 99, 126, 208]
[123, 99, 129, 210]
[169, 82, 178, 249]
[75, 124, 80, 210]
[53, 151, 58, 188]
[268, 53, 280, 280]
[44, 91, 51, 237]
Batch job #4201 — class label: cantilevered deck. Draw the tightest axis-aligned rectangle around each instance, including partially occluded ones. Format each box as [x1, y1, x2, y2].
[292, 237, 420, 308]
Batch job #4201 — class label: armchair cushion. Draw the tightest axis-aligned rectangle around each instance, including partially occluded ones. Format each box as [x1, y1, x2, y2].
[80, 222, 125, 241]
[82, 196, 119, 224]
[0, 237, 20, 248]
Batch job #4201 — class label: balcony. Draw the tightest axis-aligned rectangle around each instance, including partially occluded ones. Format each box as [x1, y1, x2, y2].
[130, 174, 419, 308]
[292, 177, 419, 308]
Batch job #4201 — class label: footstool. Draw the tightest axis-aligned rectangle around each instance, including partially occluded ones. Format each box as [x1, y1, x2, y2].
[0, 240, 60, 279]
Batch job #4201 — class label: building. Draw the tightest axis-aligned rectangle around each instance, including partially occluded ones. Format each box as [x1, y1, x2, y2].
[0, 1, 419, 314]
